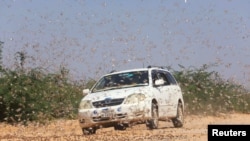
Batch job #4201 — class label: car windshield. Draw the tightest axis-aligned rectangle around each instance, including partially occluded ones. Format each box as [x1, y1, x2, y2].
[92, 70, 149, 92]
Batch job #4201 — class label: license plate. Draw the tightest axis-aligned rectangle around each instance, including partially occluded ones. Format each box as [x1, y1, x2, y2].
[102, 108, 112, 118]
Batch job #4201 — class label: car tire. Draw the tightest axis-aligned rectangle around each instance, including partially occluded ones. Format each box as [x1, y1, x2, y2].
[114, 124, 127, 130]
[146, 103, 159, 129]
[82, 127, 96, 135]
[172, 102, 184, 128]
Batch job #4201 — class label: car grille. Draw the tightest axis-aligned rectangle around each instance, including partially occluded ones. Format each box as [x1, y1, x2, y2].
[92, 98, 124, 108]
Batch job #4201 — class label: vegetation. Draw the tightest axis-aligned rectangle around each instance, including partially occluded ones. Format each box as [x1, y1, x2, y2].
[0, 49, 84, 124]
[0, 48, 249, 124]
[0, 67, 84, 124]
[173, 64, 250, 115]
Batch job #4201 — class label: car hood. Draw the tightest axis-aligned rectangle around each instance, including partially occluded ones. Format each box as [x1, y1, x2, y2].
[82, 86, 150, 102]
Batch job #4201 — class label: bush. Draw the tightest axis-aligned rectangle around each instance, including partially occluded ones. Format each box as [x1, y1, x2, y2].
[173, 64, 250, 115]
[0, 68, 83, 124]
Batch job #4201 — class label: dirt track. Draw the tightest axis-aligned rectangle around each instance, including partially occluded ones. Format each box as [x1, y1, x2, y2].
[0, 113, 250, 141]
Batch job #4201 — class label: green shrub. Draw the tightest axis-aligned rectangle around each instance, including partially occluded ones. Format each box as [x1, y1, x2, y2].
[173, 64, 250, 115]
[0, 68, 83, 124]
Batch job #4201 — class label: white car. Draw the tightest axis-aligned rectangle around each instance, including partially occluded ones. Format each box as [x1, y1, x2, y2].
[78, 66, 184, 135]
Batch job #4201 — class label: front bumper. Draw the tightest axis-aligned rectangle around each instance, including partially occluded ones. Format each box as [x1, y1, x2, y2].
[78, 103, 151, 128]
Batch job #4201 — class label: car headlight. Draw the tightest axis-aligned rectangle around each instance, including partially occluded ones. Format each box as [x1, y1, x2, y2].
[124, 93, 146, 104]
[79, 100, 93, 109]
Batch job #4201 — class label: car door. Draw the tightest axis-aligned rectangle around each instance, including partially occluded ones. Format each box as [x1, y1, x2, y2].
[152, 70, 175, 117]
[165, 71, 181, 115]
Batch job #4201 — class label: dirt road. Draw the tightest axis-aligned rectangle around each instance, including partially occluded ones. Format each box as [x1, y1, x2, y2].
[0, 113, 249, 141]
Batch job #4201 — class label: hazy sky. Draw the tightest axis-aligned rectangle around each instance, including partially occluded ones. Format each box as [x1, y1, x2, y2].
[0, 0, 250, 88]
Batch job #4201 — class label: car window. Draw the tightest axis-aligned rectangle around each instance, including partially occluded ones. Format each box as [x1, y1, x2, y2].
[165, 71, 177, 85]
[152, 70, 170, 86]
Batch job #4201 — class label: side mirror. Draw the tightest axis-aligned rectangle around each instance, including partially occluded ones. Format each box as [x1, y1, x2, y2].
[155, 79, 165, 86]
[83, 89, 90, 95]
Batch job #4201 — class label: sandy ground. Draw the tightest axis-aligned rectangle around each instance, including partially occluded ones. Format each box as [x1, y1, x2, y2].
[0, 113, 250, 141]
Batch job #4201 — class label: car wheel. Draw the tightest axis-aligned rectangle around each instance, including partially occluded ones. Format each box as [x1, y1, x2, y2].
[82, 127, 96, 135]
[146, 103, 159, 129]
[114, 124, 127, 130]
[172, 102, 184, 128]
